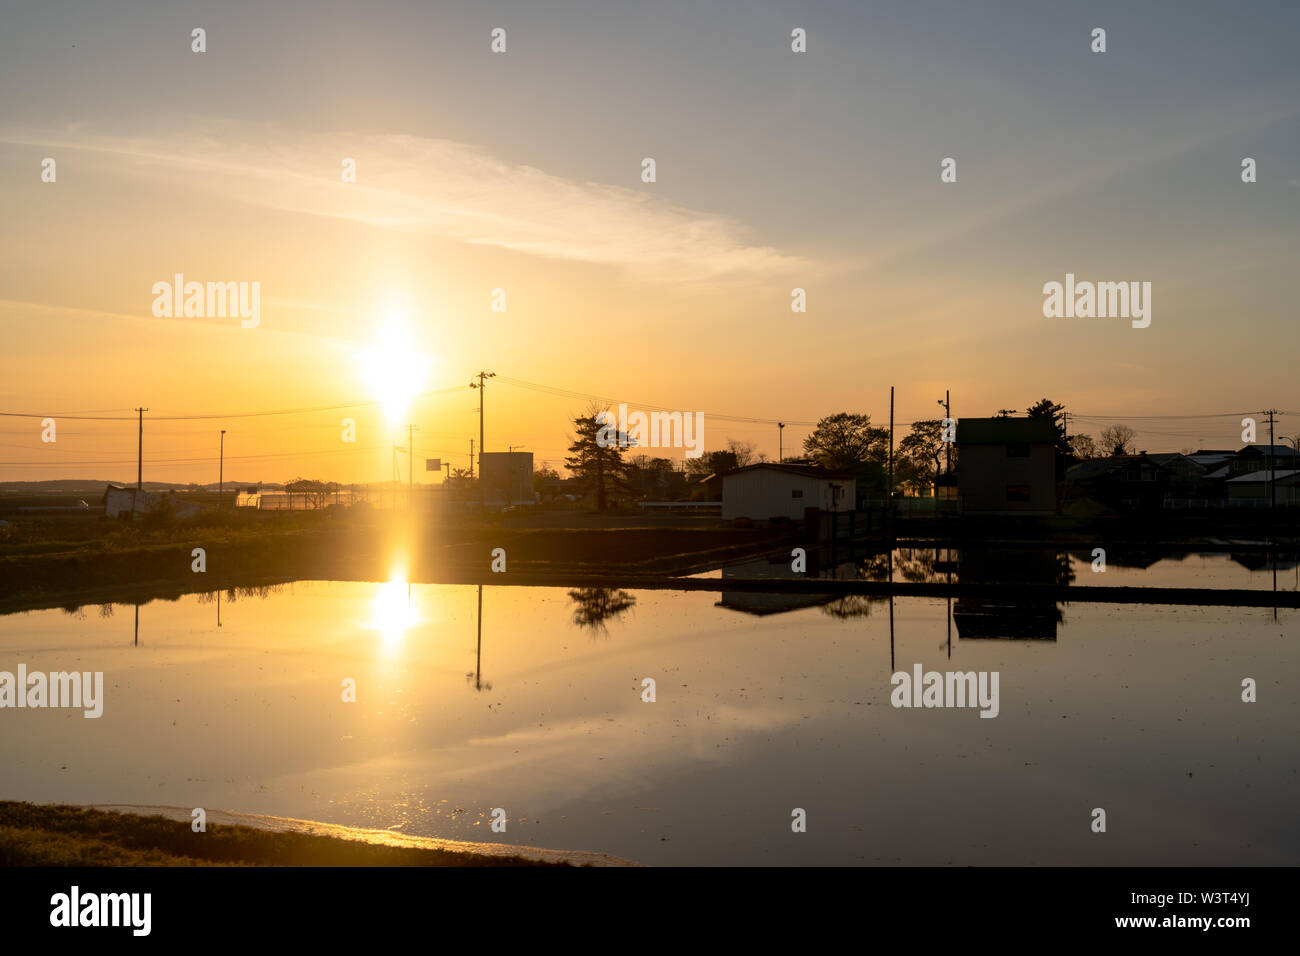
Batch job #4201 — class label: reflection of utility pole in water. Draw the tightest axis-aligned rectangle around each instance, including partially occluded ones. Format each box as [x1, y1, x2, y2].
[217, 590, 222, 628]
[467, 585, 491, 692]
[133, 603, 140, 646]
[1272, 541, 1279, 624]
[947, 546, 953, 660]
[888, 548, 895, 672]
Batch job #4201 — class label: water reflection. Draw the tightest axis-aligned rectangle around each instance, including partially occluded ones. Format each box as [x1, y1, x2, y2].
[467, 584, 491, 692]
[954, 549, 1069, 641]
[567, 587, 637, 636]
[365, 577, 418, 655]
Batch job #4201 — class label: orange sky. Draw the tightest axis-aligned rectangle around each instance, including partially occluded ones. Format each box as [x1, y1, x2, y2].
[2, 2, 1298, 484]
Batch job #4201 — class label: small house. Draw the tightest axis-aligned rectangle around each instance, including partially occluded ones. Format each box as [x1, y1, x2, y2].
[720, 463, 856, 522]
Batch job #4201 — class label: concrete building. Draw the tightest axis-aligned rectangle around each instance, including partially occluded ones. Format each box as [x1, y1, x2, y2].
[720, 463, 856, 522]
[956, 417, 1058, 515]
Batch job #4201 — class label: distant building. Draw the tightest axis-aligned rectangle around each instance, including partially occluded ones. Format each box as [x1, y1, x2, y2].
[1226, 444, 1300, 478]
[104, 484, 201, 519]
[956, 417, 1057, 515]
[1226, 469, 1300, 504]
[720, 463, 856, 522]
[1065, 454, 1170, 511]
[479, 452, 534, 506]
[1185, 449, 1236, 471]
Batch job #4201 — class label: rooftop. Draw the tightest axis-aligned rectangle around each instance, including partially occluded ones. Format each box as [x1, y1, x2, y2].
[956, 417, 1058, 445]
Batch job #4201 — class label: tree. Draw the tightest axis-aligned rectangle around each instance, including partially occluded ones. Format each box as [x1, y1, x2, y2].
[1026, 397, 1071, 457]
[726, 439, 762, 467]
[565, 404, 633, 510]
[1068, 434, 1100, 460]
[685, 449, 739, 478]
[1100, 424, 1137, 456]
[627, 456, 682, 499]
[533, 465, 560, 492]
[897, 420, 945, 496]
[802, 413, 889, 471]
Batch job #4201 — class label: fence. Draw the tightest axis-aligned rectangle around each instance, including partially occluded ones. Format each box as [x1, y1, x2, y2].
[1164, 497, 1299, 509]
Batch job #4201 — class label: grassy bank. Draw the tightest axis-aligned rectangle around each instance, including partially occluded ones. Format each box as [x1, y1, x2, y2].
[0, 803, 566, 867]
[0, 508, 783, 611]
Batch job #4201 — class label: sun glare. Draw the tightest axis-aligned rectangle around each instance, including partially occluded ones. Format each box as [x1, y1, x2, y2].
[356, 316, 433, 424]
[367, 577, 418, 651]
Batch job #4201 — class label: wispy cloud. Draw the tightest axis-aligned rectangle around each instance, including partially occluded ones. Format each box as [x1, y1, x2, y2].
[1, 122, 805, 283]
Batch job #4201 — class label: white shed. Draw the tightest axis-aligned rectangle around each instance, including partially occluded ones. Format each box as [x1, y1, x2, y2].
[720, 463, 856, 522]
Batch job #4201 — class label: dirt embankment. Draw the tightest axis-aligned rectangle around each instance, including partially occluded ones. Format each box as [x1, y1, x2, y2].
[0, 513, 785, 613]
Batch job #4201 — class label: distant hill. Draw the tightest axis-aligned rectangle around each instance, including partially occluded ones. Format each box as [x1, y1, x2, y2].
[0, 479, 271, 494]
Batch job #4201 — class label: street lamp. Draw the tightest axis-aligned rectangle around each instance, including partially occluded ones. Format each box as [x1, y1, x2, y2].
[778, 422, 785, 463]
[936, 392, 951, 494]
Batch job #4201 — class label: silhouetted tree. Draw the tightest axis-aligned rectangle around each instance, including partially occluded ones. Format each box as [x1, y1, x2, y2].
[803, 412, 889, 471]
[565, 404, 633, 510]
[1069, 434, 1100, 460]
[1026, 398, 1070, 457]
[898, 420, 945, 496]
[1100, 424, 1137, 456]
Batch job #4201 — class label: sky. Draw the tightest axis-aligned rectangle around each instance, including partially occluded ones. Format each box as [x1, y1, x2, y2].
[2, 0, 1298, 484]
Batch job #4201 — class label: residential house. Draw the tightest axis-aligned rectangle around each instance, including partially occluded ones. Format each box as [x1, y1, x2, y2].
[956, 417, 1058, 515]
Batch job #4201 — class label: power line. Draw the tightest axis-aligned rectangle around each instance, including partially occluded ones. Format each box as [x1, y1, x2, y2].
[0, 445, 388, 467]
[495, 375, 820, 426]
[0, 385, 468, 422]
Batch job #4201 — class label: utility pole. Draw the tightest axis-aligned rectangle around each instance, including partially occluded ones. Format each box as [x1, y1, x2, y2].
[219, 429, 226, 510]
[134, 407, 148, 490]
[1265, 408, 1279, 514]
[469, 439, 475, 477]
[469, 371, 495, 511]
[393, 444, 401, 508]
[888, 386, 895, 503]
[936, 392, 951, 481]
[778, 422, 784, 464]
[944, 389, 951, 479]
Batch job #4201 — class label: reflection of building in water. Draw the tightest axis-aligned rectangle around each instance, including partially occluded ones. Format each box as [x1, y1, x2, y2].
[1069, 548, 1184, 571]
[953, 548, 1064, 640]
[715, 551, 882, 617]
[1229, 550, 1300, 573]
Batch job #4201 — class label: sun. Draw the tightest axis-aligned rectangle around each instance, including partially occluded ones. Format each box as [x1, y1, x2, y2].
[355, 314, 434, 424]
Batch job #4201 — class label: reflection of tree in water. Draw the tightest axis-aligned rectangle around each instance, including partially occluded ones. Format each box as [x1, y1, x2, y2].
[192, 584, 286, 605]
[819, 555, 891, 618]
[820, 593, 886, 619]
[98, 603, 114, 618]
[567, 588, 637, 636]
[894, 548, 940, 583]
